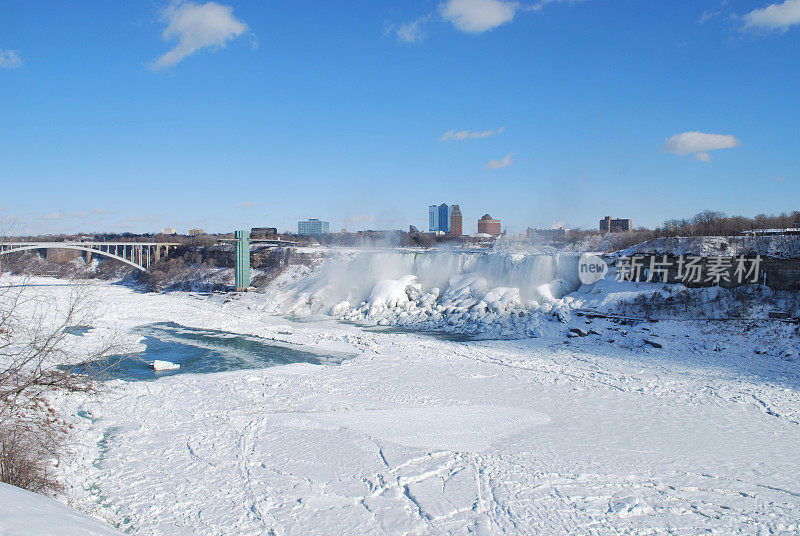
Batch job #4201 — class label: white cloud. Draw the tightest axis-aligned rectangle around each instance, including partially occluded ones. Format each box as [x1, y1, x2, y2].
[395, 0, 585, 41]
[439, 0, 518, 33]
[662, 131, 741, 162]
[151, 1, 249, 70]
[697, 10, 721, 24]
[529, 0, 588, 12]
[236, 201, 254, 208]
[396, 16, 430, 43]
[743, 0, 800, 31]
[0, 49, 22, 69]
[486, 153, 513, 169]
[440, 126, 504, 141]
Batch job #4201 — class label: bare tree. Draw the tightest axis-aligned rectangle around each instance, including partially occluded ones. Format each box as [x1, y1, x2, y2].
[0, 261, 116, 494]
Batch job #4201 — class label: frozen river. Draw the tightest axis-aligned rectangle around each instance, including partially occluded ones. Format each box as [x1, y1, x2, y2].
[75, 322, 347, 381]
[5, 276, 799, 535]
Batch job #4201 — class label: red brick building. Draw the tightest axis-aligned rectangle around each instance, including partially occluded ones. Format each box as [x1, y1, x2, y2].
[478, 214, 501, 236]
[449, 205, 463, 236]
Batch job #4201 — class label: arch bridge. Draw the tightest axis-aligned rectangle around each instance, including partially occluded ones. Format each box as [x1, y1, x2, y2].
[0, 241, 181, 272]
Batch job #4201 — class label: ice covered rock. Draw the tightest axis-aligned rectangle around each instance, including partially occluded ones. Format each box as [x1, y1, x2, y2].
[537, 278, 570, 302]
[441, 274, 489, 306]
[152, 360, 180, 371]
[569, 328, 589, 337]
[483, 287, 522, 313]
[367, 275, 418, 310]
[331, 301, 351, 316]
[405, 283, 423, 301]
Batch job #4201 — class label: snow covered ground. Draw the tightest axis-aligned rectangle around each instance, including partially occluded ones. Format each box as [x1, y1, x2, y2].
[2, 272, 799, 535]
[0, 483, 123, 536]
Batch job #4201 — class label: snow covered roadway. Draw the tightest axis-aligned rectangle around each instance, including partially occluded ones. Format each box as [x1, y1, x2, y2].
[11, 277, 800, 535]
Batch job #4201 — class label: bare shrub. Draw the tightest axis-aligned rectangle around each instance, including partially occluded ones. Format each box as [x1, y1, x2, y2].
[0, 403, 63, 494]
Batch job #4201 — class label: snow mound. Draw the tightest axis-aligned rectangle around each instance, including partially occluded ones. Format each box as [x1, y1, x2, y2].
[0, 482, 123, 536]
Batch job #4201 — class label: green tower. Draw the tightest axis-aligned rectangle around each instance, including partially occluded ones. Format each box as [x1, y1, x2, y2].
[234, 230, 250, 291]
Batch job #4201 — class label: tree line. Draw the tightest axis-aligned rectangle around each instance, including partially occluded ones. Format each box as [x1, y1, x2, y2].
[656, 210, 800, 237]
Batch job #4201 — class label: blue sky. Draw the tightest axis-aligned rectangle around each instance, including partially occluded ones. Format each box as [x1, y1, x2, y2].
[1, 0, 798, 235]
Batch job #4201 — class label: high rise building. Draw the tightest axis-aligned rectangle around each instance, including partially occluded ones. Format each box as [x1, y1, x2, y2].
[439, 204, 450, 234]
[599, 216, 632, 233]
[449, 205, 463, 236]
[428, 203, 451, 233]
[477, 214, 501, 236]
[428, 205, 439, 232]
[298, 219, 330, 235]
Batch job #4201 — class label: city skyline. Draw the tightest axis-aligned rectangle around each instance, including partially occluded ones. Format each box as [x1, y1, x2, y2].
[2, 1, 799, 236]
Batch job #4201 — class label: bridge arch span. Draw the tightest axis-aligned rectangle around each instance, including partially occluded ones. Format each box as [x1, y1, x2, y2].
[0, 244, 147, 272]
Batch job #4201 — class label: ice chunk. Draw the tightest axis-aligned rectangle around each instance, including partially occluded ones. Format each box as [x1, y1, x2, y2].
[152, 360, 180, 371]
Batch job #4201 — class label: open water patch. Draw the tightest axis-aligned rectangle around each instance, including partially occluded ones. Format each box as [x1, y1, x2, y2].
[359, 324, 482, 342]
[72, 322, 345, 381]
[65, 325, 92, 336]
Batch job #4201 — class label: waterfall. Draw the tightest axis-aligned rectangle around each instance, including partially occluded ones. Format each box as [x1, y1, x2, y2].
[268, 249, 581, 319]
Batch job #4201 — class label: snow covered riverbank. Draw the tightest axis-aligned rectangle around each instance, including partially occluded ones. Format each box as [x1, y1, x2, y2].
[2, 274, 799, 535]
[0, 483, 123, 536]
